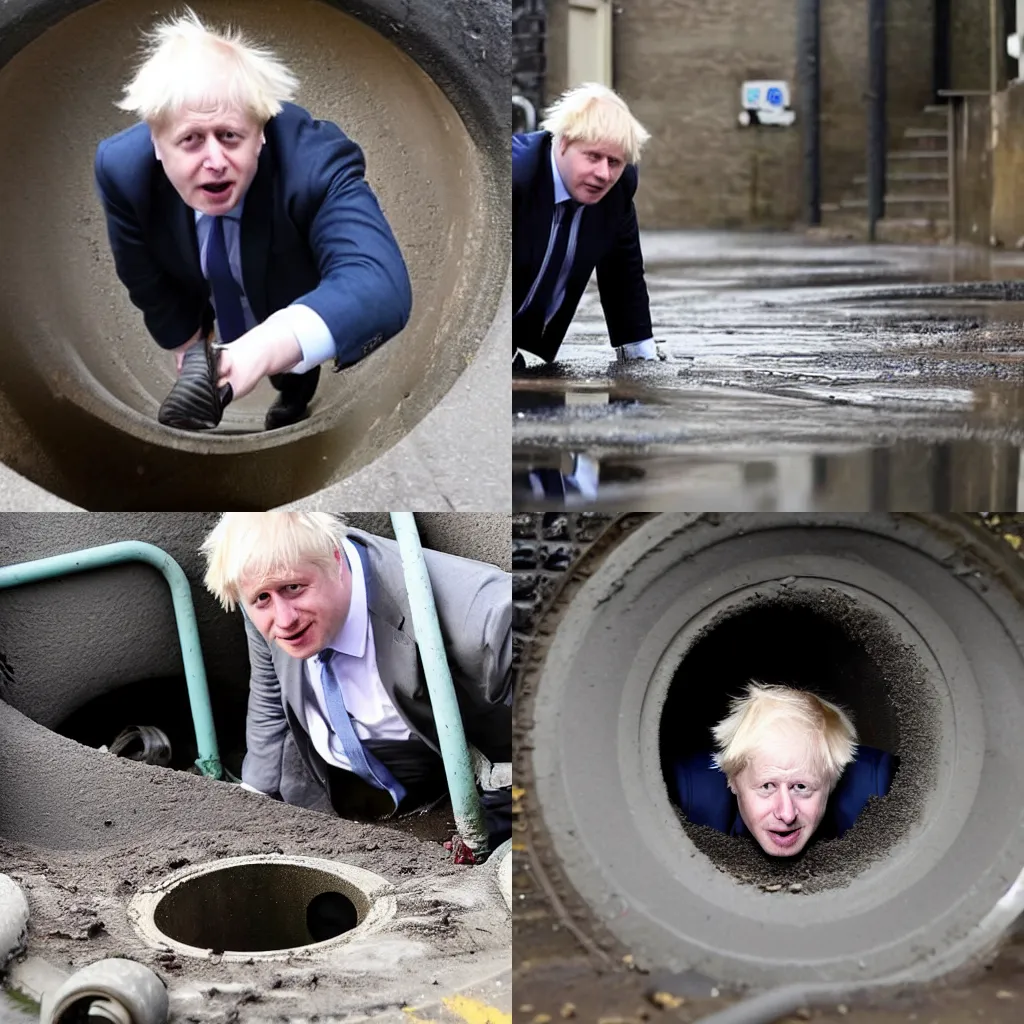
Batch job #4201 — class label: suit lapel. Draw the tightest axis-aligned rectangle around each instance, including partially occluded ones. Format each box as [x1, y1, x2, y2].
[353, 540, 421, 705]
[529, 134, 556, 282]
[240, 147, 273, 324]
[158, 172, 205, 290]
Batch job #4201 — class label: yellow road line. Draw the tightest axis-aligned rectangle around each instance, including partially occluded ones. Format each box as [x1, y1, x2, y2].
[442, 996, 512, 1024]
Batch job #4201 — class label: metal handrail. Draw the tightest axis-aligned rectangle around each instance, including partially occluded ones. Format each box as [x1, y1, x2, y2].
[0, 542, 223, 778]
[513, 94, 537, 132]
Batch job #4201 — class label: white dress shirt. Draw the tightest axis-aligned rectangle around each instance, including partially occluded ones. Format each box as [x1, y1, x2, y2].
[301, 537, 410, 773]
[195, 201, 337, 373]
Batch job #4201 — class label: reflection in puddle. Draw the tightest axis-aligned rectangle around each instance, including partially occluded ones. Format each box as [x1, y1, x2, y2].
[513, 440, 1023, 511]
[513, 378, 1024, 510]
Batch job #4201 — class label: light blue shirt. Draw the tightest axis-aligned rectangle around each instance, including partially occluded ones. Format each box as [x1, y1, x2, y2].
[195, 201, 337, 372]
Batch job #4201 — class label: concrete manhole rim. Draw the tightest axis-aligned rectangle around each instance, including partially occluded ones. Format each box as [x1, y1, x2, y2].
[523, 513, 1024, 987]
[128, 853, 397, 962]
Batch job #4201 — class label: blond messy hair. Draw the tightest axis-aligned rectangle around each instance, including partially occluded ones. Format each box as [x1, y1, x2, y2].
[541, 83, 651, 164]
[117, 7, 299, 128]
[712, 682, 858, 792]
[201, 512, 346, 612]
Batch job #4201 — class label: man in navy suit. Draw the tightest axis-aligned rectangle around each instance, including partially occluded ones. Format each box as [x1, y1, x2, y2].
[513, 84, 656, 368]
[671, 682, 895, 856]
[95, 9, 411, 431]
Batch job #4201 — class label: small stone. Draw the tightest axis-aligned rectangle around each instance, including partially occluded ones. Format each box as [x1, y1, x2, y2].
[794, 1009, 812, 1020]
[837, 1006, 849, 1016]
[519, 1007, 535, 1015]
[764, 883, 783, 892]
[1003, 533, 1022, 551]
[648, 991, 685, 1009]
[995, 990, 1014, 999]
[778, 576, 797, 586]
[789, 883, 803, 892]
[532, 1016, 551, 1024]
[559, 1003, 576, 1019]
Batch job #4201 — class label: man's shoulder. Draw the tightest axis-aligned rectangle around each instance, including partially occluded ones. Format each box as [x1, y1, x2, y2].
[265, 101, 350, 154]
[95, 121, 155, 185]
[512, 131, 549, 185]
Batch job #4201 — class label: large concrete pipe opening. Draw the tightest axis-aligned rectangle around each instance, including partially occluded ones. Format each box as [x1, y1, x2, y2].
[522, 514, 1024, 988]
[0, 0, 508, 509]
[129, 856, 394, 959]
[658, 591, 931, 891]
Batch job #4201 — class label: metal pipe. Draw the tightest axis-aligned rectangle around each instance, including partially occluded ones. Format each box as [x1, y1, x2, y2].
[0, 541, 222, 779]
[389, 512, 489, 853]
[867, 0, 888, 240]
[797, 0, 821, 225]
[513, 93, 537, 132]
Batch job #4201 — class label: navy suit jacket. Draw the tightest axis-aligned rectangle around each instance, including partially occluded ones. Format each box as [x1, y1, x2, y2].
[513, 131, 653, 362]
[95, 103, 412, 369]
[672, 747, 896, 842]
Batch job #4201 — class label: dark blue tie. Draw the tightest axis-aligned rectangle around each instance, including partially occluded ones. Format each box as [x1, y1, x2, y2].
[317, 648, 407, 812]
[206, 216, 247, 342]
[530, 199, 580, 324]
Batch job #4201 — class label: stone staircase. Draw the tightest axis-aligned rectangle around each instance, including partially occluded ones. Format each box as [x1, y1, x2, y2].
[821, 105, 951, 242]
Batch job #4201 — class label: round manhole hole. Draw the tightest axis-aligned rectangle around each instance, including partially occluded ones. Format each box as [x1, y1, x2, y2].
[521, 514, 1024, 987]
[129, 855, 395, 960]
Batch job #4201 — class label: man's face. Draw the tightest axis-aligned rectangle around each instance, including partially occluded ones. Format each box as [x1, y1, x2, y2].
[730, 728, 830, 857]
[555, 137, 628, 205]
[152, 103, 265, 216]
[241, 550, 351, 660]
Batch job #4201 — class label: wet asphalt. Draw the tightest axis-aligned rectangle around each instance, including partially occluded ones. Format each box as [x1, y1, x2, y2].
[513, 232, 1024, 511]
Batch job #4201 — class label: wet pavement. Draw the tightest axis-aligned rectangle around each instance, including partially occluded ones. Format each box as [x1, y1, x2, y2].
[513, 232, 1024, 510]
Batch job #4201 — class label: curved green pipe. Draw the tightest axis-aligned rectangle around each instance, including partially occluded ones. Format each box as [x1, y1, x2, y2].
[0, 541, 222, 779]
[390, 512, 489, 853]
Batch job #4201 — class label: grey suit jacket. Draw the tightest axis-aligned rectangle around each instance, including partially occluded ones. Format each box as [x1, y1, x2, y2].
[239, 529, 512, 810]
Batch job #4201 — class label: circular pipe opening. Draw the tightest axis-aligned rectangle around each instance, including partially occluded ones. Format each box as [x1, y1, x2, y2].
[129, 855, 396, 960]
[0, 0, 508, 508]
[523, 514, 1024, 987]
[659, 589, 933, 892]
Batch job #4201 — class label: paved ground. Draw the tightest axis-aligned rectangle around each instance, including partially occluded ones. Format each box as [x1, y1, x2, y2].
[513, 233, 1024, 510]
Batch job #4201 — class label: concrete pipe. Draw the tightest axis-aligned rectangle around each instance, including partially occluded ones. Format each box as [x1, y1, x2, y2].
[41, 958, 168, 1024]
[0, 873, 30, 968]
[517, 514, 1024, 988]
[0, 0, 509, 511]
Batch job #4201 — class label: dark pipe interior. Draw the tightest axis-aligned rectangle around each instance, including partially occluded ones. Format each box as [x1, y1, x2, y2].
[658, 591, 935, 892]
[153, 863, 360, 951]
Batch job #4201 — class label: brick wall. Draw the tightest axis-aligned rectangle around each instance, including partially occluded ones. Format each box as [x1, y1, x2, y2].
[513, 0, 547, 129]
[543, 0, 983, 228]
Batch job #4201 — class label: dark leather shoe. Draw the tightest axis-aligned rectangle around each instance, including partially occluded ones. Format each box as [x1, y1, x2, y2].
[264, 395, 310, 430]
[158, 338, 233, 430]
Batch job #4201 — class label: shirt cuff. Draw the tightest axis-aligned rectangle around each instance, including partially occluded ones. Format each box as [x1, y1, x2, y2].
[267, 304, 337, 374]
[615, 338, 657, 361]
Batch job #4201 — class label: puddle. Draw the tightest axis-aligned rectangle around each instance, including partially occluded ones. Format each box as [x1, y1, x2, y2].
[514, 231, 1024, 508]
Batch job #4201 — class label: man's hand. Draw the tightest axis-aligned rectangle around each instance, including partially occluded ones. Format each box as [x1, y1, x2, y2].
[172, 327, 205, 374]
[215, 319, 303, 401]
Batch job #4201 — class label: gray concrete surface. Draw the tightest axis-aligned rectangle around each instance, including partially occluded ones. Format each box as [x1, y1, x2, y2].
[0, 0, 510, 511]
[513, 232, 1024, 510]
[0, 513, 512, 1021]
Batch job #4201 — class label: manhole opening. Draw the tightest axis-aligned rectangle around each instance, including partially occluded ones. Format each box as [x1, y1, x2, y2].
[152, 863, 363, 953]
[658, 589, 937, 892]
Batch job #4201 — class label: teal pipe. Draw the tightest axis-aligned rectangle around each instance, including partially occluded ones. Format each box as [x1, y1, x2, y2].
[390, 513, 490, 854]
[0, 541, 223, 779]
